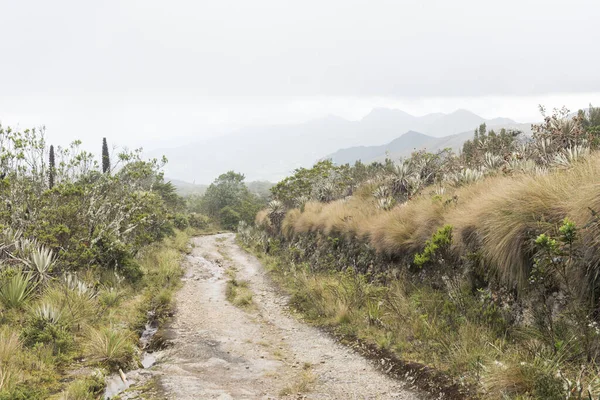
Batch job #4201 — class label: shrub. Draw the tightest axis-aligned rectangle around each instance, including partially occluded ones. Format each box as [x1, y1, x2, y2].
[173, 213, 189, 230]
[58, 373, 104, 400]
[22, 313, 73, 355]
[414, 225, 453, 268]
[188, 212, 211, 230]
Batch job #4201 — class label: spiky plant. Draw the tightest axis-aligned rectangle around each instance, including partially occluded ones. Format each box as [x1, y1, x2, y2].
[449, 168, 484, 187]
[0, 228, 21, 257]
[13, 237, 39, 258]
[552, 145, 590, 168]
[23, 245, 54, 285]
[390, 161, 414, 197]
[372, 185, 391, 200]
[294, 195, 310, 212]
[32, 302, 64, 325]
[483, 152, 504, 171]
[433, 185, 446, 197]
[312, 180, 338, 202]
[376, 196, 396, 211]
[267, 200, 286, 232]
[63, 273, 97, 300]
[0, 271, 36, 309]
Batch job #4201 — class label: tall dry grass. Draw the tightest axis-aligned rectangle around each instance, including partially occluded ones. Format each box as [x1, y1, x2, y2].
[280, 154, 600, 288]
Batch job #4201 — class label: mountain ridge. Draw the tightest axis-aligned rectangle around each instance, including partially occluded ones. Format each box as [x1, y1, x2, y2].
[151, 108, 525, 183]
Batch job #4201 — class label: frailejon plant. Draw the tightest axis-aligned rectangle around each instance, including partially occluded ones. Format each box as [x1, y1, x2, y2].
[22, 245, 55, 285]
[32, 302, 64, 326]
[0, 271, 36, 309]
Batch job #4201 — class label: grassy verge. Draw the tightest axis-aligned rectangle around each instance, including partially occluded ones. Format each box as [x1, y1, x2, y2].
[0, 229, 191, 399]
[242, 239, 600, 400]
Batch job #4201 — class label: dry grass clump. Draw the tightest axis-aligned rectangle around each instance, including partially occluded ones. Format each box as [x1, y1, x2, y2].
[255, 209, 270, 228]
[367, 196, 446, 256]
[279, 153, 600, 289]
[87, 326, 135, 370]
[281, 209, 302, 240]
[293, 201, 324, 234]
[226, 277, 254, 308]
[0, 326, 23, 392]
[448, 155, 600, 286]
[0, 326, 21, 364]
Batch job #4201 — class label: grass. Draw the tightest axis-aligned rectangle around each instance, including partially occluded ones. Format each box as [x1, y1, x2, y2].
[0, 271, 36, 309]
[279, 362, 316, 396]
[243, 239, 600, 399]
[278, 154, 600, 290]
[57, 375, 104, 400]
[225, 275, 254, 308]
[87, 326, 135, 371]
[0, 229, 191, 399]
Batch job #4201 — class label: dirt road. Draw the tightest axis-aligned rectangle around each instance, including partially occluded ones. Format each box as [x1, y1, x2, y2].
[144, 233, 421, 399]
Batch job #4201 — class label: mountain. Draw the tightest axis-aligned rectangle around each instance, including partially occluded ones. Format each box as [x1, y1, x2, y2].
[328, 123, 533, 165]
[151, 109, 521, 183]
[330, 131, 436, 165]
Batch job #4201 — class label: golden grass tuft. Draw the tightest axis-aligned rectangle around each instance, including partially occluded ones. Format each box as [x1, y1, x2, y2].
[87, 326, 135, 370]
[281, 209, 301, 239]
[275, 153, 600, 289]
[255, 209, 270, 228]
[0, 326, 21, 364]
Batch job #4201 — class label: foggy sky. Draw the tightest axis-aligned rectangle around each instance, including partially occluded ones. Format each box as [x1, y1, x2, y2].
[1, 0, 599, 149]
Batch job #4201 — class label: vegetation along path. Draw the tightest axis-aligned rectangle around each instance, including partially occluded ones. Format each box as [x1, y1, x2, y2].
[136, 233, 421, 399]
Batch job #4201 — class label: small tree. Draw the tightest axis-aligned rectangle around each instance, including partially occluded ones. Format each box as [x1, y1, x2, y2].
[48, 144, 55, 189]
[102, 138, 110, 174]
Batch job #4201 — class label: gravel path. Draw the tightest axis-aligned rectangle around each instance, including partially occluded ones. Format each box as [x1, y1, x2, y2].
[146, 233, 421, 399]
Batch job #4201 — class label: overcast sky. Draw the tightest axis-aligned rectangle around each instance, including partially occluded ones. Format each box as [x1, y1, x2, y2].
[1, 0, 599, 150]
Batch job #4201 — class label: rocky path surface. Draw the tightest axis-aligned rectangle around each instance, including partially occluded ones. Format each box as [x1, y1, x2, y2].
[140, 233, 421, 399]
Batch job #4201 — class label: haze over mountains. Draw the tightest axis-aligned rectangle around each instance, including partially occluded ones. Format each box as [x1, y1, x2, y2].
[156, 108, 531, 184]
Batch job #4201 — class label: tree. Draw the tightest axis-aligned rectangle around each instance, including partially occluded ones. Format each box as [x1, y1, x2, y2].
[201, 171, 265, 229]
[48, 144, 55, 189]
[102, 137, 110, 174]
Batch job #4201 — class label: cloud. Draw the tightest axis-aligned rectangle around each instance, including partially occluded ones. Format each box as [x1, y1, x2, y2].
[0, 0, 598, 148]
[1, 0, 598, 99]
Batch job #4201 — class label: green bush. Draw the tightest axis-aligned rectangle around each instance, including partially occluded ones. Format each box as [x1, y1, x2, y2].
[188, 212, 210, 229]
[173, 213, 190, 230]
[413, 225, 453, 268]
[219, 206, 241, 230]
[22, 316, 74, 356]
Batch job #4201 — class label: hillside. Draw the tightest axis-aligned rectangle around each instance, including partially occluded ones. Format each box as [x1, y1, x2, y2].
[152, 109, 521, 183]
[328, 122, 532, 164]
